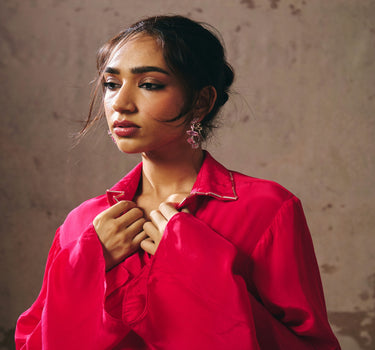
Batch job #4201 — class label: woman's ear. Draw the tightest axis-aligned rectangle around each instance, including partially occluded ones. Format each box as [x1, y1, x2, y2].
[194, 86, 217, 121]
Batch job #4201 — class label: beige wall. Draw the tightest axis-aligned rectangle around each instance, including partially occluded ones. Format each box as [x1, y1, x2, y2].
[1, 1, 374, 349]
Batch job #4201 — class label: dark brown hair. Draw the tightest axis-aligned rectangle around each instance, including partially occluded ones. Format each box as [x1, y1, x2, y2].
[80, 15, 234, 139]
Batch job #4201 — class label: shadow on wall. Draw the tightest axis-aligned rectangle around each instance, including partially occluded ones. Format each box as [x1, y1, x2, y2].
[329, 311, 375, 350]
[0, 327, 15, 350]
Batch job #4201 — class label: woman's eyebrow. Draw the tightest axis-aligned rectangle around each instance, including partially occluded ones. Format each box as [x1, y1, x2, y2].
[104, 66, 170, 75]
[130, 66, 170, 75]
[104, 67, 120, 74]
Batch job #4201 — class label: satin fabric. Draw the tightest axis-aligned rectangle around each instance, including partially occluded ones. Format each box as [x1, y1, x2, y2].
[15, 152, 340, 349]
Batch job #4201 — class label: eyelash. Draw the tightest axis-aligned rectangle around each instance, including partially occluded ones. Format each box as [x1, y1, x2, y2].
[102, 81, 165, 91]
[103, 82, 120, 90]
[139, 82, 165, 91]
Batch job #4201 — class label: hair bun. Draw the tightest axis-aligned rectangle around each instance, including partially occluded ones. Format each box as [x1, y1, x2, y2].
[218, 92, 229, 106]
[216, 63, 234, 106]
[223, 63, 234, 89]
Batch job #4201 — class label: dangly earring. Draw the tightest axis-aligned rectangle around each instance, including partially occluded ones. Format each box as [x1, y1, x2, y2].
[186, 118, 203, 149]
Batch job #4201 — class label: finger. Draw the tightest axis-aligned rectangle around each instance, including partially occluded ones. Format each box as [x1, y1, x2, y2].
[132, 230, 149, 246]
[116, 207, 144, 227]
[140, 238, 156, 255]
[149, 210, 168, 233]
[125, 217, 146, 236]
[143, 221, 162, 242]
[159, 202, 179, 221]
[102, 200, 137, 219]
[181, 208, 190, 214]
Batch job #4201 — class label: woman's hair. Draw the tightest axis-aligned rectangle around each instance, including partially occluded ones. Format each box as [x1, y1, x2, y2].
[80, 15, 234, 139]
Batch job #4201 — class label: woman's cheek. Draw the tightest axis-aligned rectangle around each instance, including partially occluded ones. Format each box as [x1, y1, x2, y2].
[104, 98, 113, 117]
[154, 95, 185, 120]
[142, 102, 176, 122]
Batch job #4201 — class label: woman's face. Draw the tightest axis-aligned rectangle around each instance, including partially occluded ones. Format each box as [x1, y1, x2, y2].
[103, 34, 191, 155]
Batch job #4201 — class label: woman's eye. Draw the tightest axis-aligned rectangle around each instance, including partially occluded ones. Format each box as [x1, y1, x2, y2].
[139, 82, 165, 91]
[103, 82, 120, 91]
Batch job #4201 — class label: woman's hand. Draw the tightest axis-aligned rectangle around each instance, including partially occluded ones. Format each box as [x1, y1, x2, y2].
[93, 201, 147, 271]
[141, 194, 190, 255]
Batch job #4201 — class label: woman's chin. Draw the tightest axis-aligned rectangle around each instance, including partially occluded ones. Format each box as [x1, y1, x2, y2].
[112, 139, 142, 154]
[116, 147, 142, 155]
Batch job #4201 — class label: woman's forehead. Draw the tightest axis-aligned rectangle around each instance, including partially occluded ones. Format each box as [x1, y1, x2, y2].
[108, 34, 164, 66]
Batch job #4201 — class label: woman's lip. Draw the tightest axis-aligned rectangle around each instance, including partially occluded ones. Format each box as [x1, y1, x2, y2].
[113, 126, 139, 137]
[113, 120, 139, 128]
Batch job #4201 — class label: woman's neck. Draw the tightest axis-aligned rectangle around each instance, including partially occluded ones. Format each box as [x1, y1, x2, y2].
[140, 148, 204, 201]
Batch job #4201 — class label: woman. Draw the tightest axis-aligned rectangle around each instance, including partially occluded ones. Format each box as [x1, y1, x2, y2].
[15, 15, 340, 349]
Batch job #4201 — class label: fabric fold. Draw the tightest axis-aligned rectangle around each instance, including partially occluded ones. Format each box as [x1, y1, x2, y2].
[124, 213, 260, 350]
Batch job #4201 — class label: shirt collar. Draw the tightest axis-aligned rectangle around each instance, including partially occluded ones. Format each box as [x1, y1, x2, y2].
[106, 151, 237, 206]
[106, 162, 143, 205]
[188, 151, 238, 201]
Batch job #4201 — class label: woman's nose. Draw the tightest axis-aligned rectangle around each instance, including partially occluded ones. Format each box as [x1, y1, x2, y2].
[112, 84, 137, 113]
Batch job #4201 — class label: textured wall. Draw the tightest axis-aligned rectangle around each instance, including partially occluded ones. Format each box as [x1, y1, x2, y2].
[1, 0, 374, 349]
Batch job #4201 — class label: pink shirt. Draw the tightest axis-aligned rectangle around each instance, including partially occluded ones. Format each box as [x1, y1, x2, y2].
[16, 152, 340, 349]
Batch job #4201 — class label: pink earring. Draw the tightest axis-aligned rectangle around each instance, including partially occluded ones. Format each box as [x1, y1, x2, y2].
[186, 118, 203, 149]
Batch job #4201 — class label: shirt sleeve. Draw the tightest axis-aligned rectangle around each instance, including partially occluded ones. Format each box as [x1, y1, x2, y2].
[15, 230, 61, 349]
[15, 224, 129, 350]
[250, 196, 340, 349]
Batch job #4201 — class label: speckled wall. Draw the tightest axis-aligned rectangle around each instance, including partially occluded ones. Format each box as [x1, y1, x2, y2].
[1, 1, 374, 349]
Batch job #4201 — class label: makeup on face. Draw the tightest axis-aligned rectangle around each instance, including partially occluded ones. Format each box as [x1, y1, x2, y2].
[102, 35, 190, 154]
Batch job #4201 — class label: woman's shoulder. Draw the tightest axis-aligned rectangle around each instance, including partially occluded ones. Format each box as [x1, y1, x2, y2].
[59, 194, 109, 247]
[230, 170, 298, 213]
[66, 194, 109, 224]
[233, 170, 295, 199]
